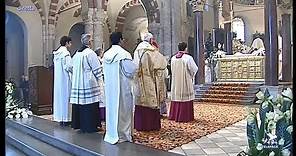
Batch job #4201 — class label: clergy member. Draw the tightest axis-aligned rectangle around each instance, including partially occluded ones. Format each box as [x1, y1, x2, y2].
[104, 32, 136, 144]
[169, 42, 198, 122]
[133, 32, 167, 131]
[70, 34, 102, 133]
[53, 36, 73, 126]
[95, 47, 106, 121]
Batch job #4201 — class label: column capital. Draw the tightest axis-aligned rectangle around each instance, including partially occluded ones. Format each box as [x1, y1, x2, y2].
[278, 0, 292, 11]
[189, 0, 205, 12]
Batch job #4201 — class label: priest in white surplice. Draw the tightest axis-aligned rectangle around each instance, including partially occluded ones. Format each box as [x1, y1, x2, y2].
[70, 34, 103, 133]
[169, 42, 198, 122]
[103, 32, 137, 144]
[53, 36, 73, 126]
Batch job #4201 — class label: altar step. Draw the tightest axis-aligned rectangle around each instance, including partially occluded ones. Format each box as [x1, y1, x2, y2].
[5, 116, 180, 156]
[194, 82, 262, 105]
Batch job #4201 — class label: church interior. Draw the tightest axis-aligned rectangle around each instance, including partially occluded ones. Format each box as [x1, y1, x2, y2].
[5, 0, 293, 155]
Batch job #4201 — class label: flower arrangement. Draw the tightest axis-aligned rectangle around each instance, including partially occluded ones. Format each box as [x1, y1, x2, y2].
[5, 81, 32, 119]
[246, 88, 293, 156]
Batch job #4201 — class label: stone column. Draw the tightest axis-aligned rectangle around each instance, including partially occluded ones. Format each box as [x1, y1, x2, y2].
[281, 14, 292, 82]
[264, 0, 278, 86]
[82, 9, 94, 37]
[47, 24, 55, 67]
[224, 23, 232, 55]
[190, 0, 205, 84]
[93, 8, 105, 50]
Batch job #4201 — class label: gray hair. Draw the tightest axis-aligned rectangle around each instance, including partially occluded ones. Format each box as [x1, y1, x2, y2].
[81, 33, 92, 46]
[143, 32, 153, 42]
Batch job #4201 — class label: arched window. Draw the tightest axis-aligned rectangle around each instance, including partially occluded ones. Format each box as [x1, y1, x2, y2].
[232, 17, 245, 42]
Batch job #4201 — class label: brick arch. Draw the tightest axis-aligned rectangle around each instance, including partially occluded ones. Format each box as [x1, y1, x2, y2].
[114, 0, 144, 32]
[55, 0, 82, 27]
[140, 0, 160, 23]
[48, 0, 59, 26]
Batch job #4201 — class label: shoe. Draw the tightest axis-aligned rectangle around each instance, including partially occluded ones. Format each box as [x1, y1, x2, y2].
[59, 122, 65, 126]
[64, 122, 72, 126]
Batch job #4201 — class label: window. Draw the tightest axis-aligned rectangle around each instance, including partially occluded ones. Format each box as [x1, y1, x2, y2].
[232, 17, 245, 42]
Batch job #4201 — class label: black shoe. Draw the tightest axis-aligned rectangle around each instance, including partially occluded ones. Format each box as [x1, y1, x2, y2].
[59, 122, 65, 126]
[63, 122, 71, 126]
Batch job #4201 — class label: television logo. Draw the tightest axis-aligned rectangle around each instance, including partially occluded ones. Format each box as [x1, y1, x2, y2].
[17, 6, 36, 12]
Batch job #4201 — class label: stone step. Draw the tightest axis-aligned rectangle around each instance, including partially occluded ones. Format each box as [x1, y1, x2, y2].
[195, 89, 259, 96]
[6, 127, 72, 156]
[195, 93, 255, 100]
[5, 117, 180, 156]
[194, 98, 255, 105]
[6, 143, 27, 156]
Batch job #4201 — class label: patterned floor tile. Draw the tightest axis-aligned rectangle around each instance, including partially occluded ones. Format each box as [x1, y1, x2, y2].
[215, 142, 236, 148]
[197, 143, 219, 148]
[181, 142, 201, 149]
[195, 137, 213, 144]
[183, 149, 206, 155]
[203, 148, 226, 155]
[209, 137, 229, 143]
[221, 146, 243, 153]
[225, 137, 244, 142]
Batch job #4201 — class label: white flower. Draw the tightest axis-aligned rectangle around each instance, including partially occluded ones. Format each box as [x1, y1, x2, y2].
[286, 125, 293, 134]
[8, 89, 13, 94]
[256, 91, 264, 99]
[261, 101, 269, 109]
[285, 110, 291, 120]
[282, 88, 292, 101]
[278, 138, 285, 146]
[269, 151, 275, 156]
[281, 149, 290, 156]
[267, 120, 276, 131]
[256, 143, 263, 150]
[21, 108, 26, 112]
[22, 113, 28, 118]
[27, 111, 33, 115]
[273, 113, 283, 122]
[266, 112, 275, 120]
[15, 114, 20, 119]
[247, 114, 255, 123]
[7, 115, 13, 119]
[16, 109, 21, 114]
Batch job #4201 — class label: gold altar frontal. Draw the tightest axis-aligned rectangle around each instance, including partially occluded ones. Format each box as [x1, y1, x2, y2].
[216, 55, 265, 81]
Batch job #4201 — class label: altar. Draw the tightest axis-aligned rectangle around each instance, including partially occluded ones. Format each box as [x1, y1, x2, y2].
[216, 55, 265, 81]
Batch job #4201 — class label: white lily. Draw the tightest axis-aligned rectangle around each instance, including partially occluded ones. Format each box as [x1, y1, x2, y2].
[285, 110, 291, 120]
[269, 151, 275, 156]
[7, 115, 13, 119]
[266, 112, 275, 121]
[15, 114, 20, 119]
[27, 111, 33, 115]
[256, 143, 263, 150]
[282, 88, 292, 101]
[256, 91, 265, 99]
[281, 149, 290, 156]
[286, 125, 293, 134]
[278, 138, 285, 146]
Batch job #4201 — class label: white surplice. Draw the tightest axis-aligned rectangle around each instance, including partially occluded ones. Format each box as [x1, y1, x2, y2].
[103, 45, 136, 144]
[53, 46, 72, 122]
[171, 53, 198, 102]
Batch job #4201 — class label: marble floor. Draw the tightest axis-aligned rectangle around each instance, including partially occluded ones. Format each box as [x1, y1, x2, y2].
[38, 114, 249, 156]
[168, 119, 248, 156]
